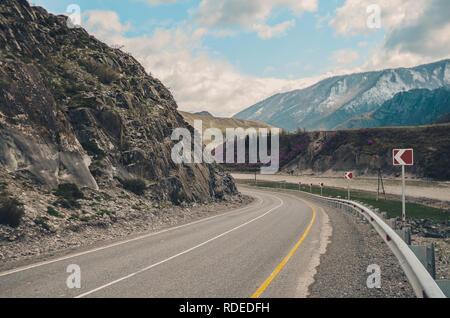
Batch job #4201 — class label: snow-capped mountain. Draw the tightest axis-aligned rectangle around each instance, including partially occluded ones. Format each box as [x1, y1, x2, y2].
[233, 59, 450, 131]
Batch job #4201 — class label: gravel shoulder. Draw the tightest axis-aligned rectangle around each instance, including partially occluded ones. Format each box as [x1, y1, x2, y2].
[307, 199, 416, 298]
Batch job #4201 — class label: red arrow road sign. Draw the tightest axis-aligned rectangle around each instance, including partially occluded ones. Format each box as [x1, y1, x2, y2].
[393, 149, 414, 166]
[345, 172, 353, 180]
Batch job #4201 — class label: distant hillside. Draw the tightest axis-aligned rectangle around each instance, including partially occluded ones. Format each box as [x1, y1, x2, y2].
[234, 59, 450, 131]
[194, 111, 214, 117]
[180, 111, 276, 133]
[222, 124, 450, 181]
[279, 124, 450, 181]
[433, 113, 450, 124]
[339, 87, 450, 129]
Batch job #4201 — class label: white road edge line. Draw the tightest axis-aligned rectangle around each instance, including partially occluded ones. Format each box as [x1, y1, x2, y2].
[0, 190, 262, 278]
[75, 195, 284, 298]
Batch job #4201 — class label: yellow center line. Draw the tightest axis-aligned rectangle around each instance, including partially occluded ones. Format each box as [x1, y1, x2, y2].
[251, 197, 317, 298]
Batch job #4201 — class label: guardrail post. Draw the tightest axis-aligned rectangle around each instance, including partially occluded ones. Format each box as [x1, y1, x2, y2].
[386, 218, 397, 230]
[395, 227, 411, 245]
[435, 280, 450, 298]
[409, 243, 436, 279]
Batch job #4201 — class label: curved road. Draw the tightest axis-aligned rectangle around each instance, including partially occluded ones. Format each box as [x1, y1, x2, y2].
[0, 187, 330, 298]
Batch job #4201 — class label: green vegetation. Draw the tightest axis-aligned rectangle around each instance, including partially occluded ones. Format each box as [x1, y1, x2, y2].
[79, 59, 120, 84]
[46, 206, 62, 218]
[79, 215, 94, 222]
[69, 213, 79, 220]
[118, 178, 146, 196]
[53, 198, 81, 209]
[0, 77, 11, 90]
[240, 180, 449, 223]
[97, 209, 115, 217]
[55, 183, 84, 200]
[80, 140, 106, 160]
[53, 183, 84, 210]
[0, 197, 25, 228]
[34, 216, 50, 231]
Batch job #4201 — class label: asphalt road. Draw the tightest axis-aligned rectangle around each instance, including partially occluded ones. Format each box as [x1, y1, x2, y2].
[0, 187, 328, 298]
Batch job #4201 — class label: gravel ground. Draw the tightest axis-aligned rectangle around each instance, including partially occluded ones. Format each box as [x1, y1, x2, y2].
[308, 201, 416, 298]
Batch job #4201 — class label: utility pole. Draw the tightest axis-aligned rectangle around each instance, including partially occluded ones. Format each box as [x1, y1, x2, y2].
[377, 169, 386, 201]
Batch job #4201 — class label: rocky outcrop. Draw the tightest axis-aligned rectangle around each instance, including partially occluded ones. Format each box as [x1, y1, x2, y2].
[0, 0, 237, 203]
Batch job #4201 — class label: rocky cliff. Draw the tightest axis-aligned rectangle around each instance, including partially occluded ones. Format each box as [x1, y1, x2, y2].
[0, 0, 236, 204]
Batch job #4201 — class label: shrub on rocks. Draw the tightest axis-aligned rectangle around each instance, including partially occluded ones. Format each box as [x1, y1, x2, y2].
[0, 196, 25, 228]
[118, 178, 146, 196]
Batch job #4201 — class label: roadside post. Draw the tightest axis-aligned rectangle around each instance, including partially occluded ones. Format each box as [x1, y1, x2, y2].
[298, 181, 302, 191]
[320, 183, 324, 196]
[310, 183, 312, 193]
[345, 172, 353, 200]
[393, 149, 414, 221]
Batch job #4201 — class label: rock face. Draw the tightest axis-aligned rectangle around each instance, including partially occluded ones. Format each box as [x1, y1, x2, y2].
[0, 0, 237, 203]
[234, 59, 450, 131]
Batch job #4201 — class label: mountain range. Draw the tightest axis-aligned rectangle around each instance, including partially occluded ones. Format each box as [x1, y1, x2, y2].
[234, 60, 450, 131]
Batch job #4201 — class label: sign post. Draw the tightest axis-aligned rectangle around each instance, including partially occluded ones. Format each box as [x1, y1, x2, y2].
[310, 183, 312, 193]
[320, 183, 324, 196]
[393, 149, 414, 221]
[345, 172, 353, 200]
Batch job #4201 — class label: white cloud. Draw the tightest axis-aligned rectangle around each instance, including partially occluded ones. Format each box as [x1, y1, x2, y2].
[331, 49, 360, 67]
[81, 10, 326, 117]
[83, 10, 131, 35]
[251, 19, 296, 39]
[330, 0, 426, 35]
[331, 0, 450, 70]
[191, 0, 317, 39]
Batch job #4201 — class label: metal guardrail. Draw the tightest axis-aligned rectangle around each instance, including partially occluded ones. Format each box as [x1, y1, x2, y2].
[305, 192, 446, 298]
[247, 184, 446, 297]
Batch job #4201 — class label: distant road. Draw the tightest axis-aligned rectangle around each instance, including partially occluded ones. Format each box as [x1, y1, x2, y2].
[0, 187, 328, 298]
[232, 173, 450, 203]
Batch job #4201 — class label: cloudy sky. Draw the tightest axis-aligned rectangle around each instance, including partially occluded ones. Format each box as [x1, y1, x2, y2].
[31, 0, 450, 117]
